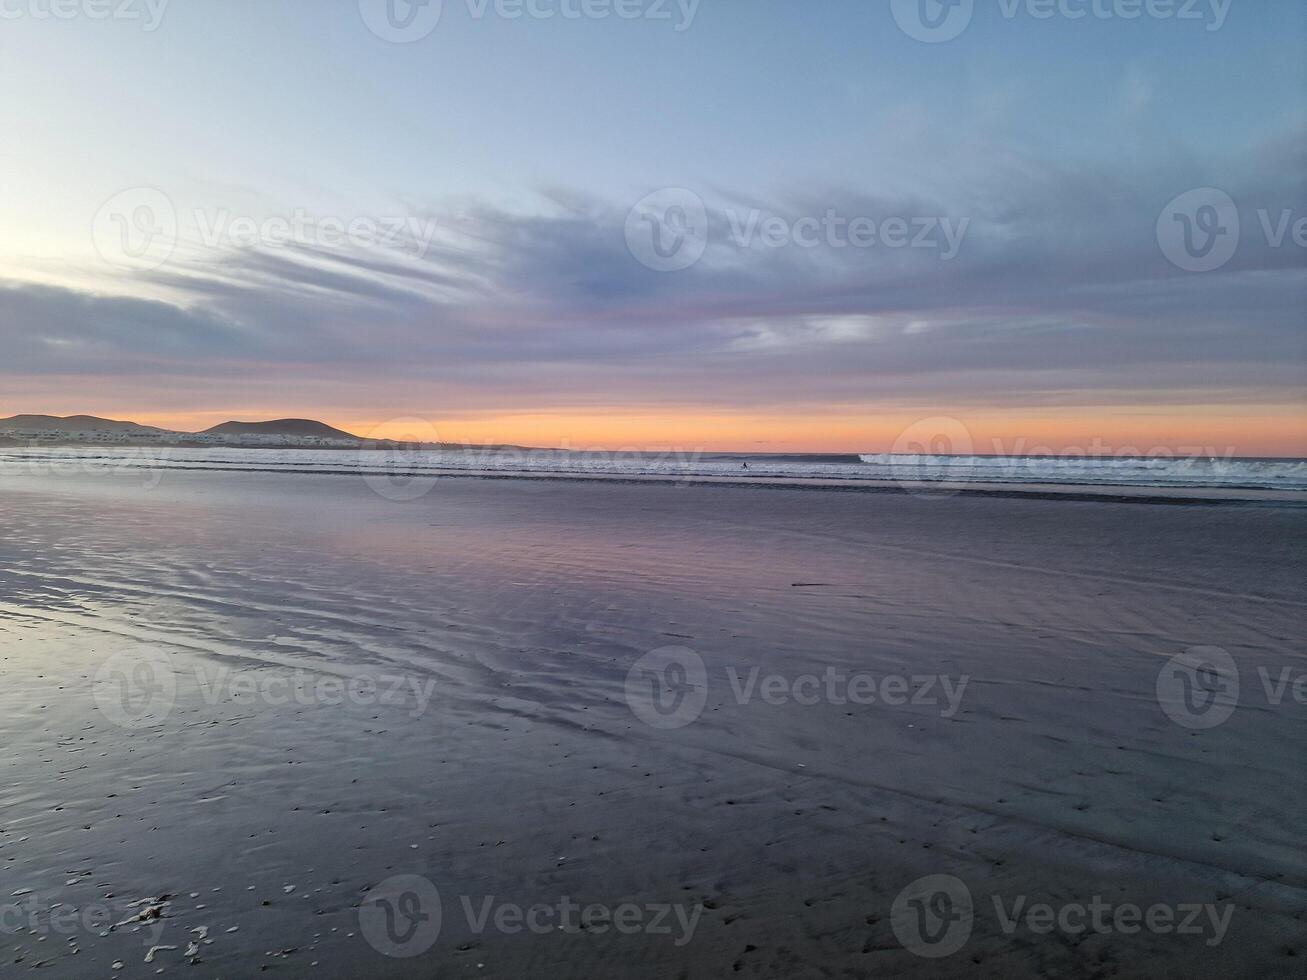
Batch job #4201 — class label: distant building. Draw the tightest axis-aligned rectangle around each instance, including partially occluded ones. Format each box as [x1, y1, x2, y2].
[0, 425, 359, 449]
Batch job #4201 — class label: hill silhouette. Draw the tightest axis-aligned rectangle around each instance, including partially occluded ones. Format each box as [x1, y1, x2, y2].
[201, 419, 361, 440]
[0, 414, 167, 434]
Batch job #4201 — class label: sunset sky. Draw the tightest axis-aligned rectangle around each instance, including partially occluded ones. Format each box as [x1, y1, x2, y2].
[1, 0, 1304, 454]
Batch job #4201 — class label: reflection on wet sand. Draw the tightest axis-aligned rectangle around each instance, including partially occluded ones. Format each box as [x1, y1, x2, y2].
[1, 468, 1303, 976]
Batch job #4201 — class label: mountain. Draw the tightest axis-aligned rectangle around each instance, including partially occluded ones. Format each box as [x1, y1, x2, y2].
[0, 414, 170, 434]
[202, 419, 361, 440]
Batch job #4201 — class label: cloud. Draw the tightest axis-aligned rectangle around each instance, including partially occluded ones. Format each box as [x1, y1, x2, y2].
[2, 122, 1303, 418]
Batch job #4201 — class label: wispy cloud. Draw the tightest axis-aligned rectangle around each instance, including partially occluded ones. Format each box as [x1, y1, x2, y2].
[2, 123, 1303, 420]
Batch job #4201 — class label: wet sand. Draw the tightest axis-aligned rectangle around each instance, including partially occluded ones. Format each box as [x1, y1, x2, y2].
[1, 469, 1304, 977]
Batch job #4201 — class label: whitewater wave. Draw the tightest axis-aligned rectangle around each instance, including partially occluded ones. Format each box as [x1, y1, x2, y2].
[3, 447, 1306, 491]
[856, 453, 1307, 489]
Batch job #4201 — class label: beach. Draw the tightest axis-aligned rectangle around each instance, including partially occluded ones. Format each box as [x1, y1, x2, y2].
[1, 464, 1304, 977]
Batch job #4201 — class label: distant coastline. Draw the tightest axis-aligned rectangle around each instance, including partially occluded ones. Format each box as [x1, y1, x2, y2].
[0, 414, 524, 452]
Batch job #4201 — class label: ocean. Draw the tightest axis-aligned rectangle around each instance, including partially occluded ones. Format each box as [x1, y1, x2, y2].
[3, 445, 1306, 492]
[1, 457, 1303, 977]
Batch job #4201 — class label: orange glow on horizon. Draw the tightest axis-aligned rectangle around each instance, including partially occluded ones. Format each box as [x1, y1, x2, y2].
[86, 405, 1301, 459]
[59, 405, 1306, 458]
